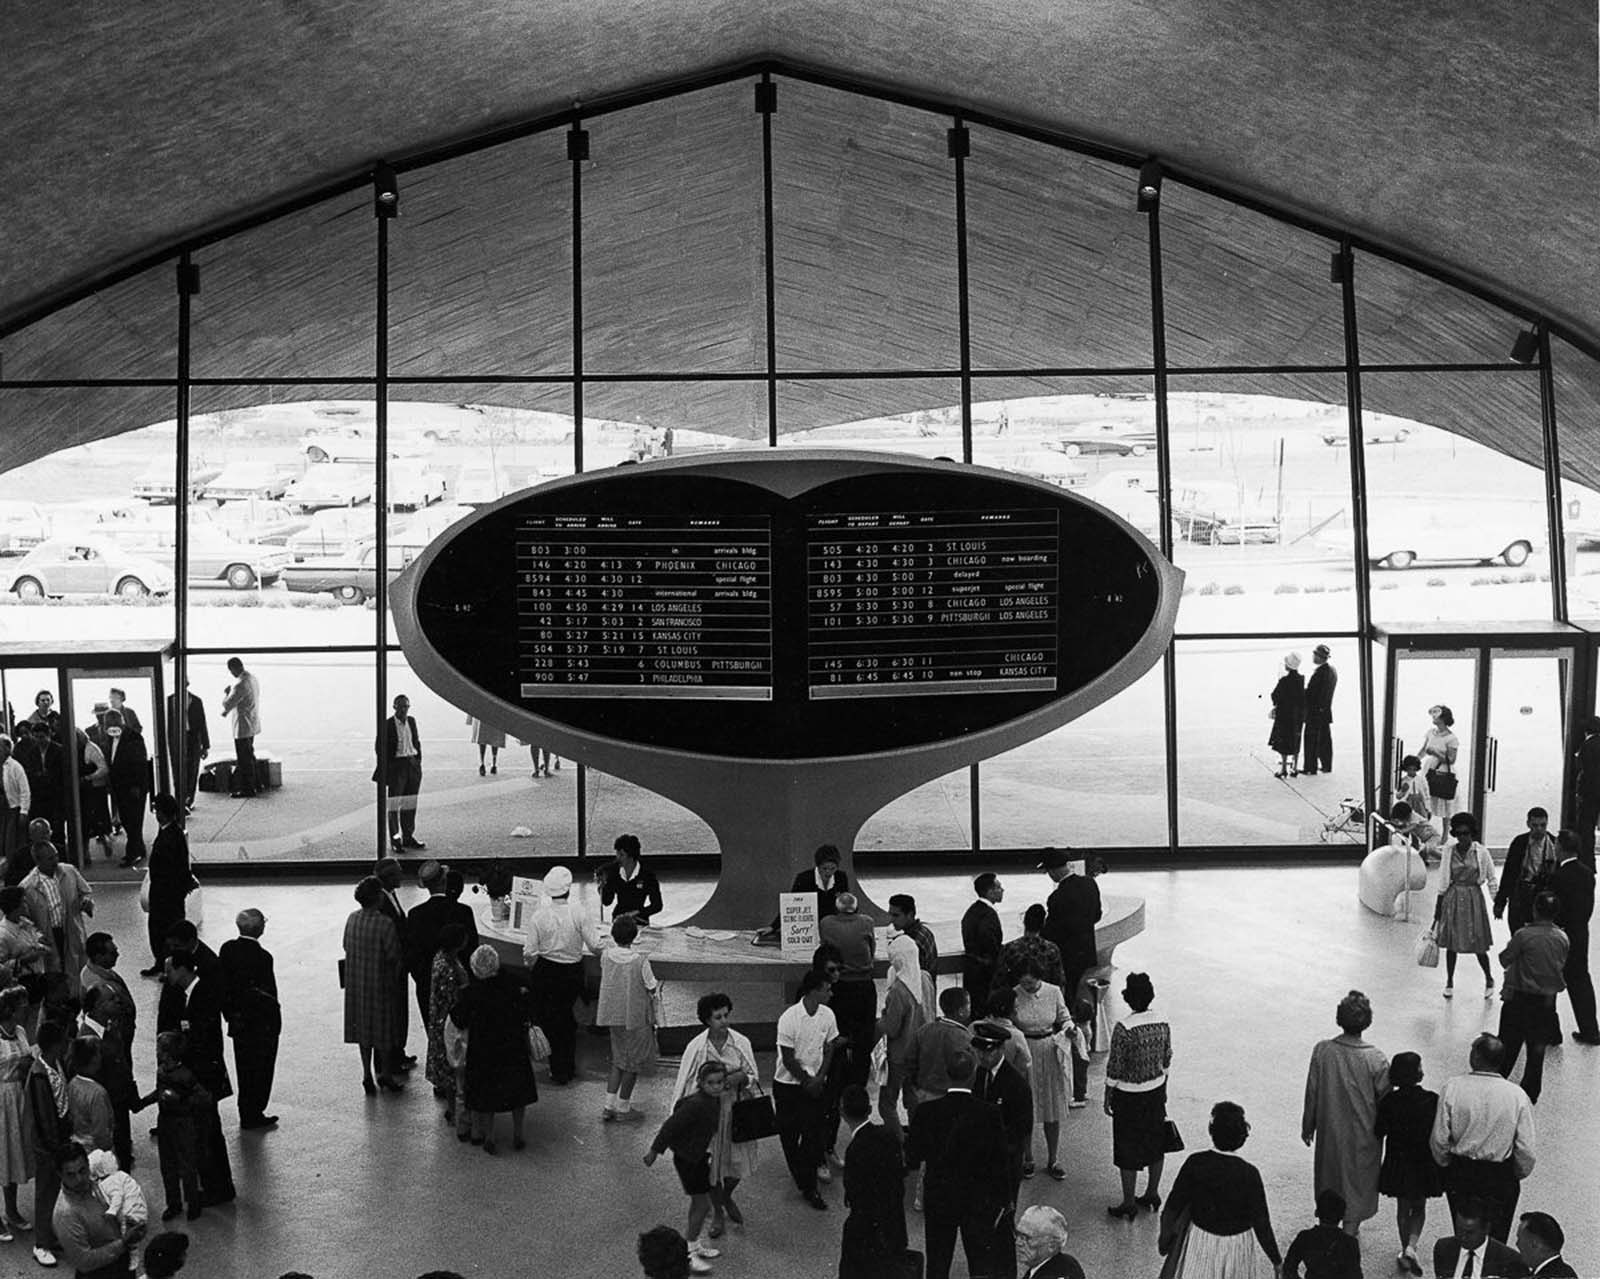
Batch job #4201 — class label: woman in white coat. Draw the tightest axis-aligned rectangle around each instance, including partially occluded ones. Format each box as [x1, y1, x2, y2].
[671, 991, 761, 1240]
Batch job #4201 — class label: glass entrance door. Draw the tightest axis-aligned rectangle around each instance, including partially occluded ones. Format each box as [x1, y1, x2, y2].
[1388, 650, 1479, 832]
[65, 665, 163, 865]
[1481, 650, 1574, 848]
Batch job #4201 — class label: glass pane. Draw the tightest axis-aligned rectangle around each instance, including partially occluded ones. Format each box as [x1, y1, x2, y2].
[384, 652, 581, 861]
[1177, 638, 1355, 846]
[857, 768, 972, 851]
[389, 134, 572, 377]
[1483, 653, 1571, 849]
[0, 397, 176, 647]
[183, 651, 376, 865]
[584, 380, 768, 458]
[1391, 652, 1477, 837]
[1159, 184, 1343, 368]
[1361, 372, 1551, 624]
[185, 390, 377, 651]
[0, 668, 60, 741]
[583, 83, 761, 374]
[583, 770, 716, 860]
[66, 669, 158, 863]
[190, 191, 375, 378]
[0, 260, 177, 380]
[971, 378, 1157, 540]
[980, 662, 1168, 848]
[966, 131, 1150, 370]
[772, 80, 959, 372]
[1551, 335, 1600, 620]
[776, 379, 961, 457]
[1167, 375, 1355, 634]
[1355, 252, 1526, 367]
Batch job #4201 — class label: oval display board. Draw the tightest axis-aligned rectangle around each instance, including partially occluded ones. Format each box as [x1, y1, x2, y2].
[398, 451, 1180, 762]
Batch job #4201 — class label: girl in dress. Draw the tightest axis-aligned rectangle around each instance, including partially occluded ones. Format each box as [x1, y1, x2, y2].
[598, 915, 660, 1124]
[1374, 1051, 1441, 1276]
[1432, 812, 1498, 998]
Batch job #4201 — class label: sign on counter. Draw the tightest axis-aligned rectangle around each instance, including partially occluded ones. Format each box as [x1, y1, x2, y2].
[779, 892, 820, 956]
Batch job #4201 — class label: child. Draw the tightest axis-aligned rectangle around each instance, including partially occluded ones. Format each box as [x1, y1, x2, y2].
[1283, 1188, 1362, 1279]
[597, 914, 659, 1123]
[1387, 802, 1439, 860]
[1375, 1051, 1441, 1276]
[1397, 755, 1431, 822]
[643, 1061, 726, 1276]
[85, 1148, 147, 1232]
[1065, 998, 1093, 1110]
[135, 1031, 213, 1222]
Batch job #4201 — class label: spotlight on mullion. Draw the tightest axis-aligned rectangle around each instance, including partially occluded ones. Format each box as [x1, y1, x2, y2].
[1136, 160, 1162, 212]
[1509, 328, 1540, 365]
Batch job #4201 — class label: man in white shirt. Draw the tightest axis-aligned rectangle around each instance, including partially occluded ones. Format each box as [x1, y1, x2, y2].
[773, 968, 839, 1210]
[1430, 1034, 1536, 1243]
[0, 734, 31, 874]
[220, 657, 261, 798]
[524, 865, 599, 1085]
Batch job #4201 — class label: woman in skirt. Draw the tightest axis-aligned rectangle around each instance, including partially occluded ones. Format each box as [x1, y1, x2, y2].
[1013, 962, 1069, 1180]
[597, 914, 659, 1123]
[1432, 811, 1498, 998]
[1105, 971, 1173, 1218]
[466, 715, 506, 775]
[1158, 1101, 1281, 1279]
[1375, 1051, 1441, 1276]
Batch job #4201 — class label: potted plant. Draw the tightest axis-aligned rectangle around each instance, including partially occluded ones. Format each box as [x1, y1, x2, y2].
[482, 859, 515, 923]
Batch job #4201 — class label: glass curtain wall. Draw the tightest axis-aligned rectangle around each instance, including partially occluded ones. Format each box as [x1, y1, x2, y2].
[0, 68, 1593, 862]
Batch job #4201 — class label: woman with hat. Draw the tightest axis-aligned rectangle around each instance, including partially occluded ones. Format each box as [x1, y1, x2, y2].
[523, 865, 600, 1086]
[1375, 1051, 1441, 1276]
[341, 876, 407, 1095]
[448, 943, 540, 1154]
[1268, 653, 1306, 779]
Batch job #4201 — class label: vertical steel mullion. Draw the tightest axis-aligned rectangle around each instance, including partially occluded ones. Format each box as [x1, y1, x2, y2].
[760, 77, 778, 448]
[969, 763, 981, 854]
[1337, 243, 1377, 841]
[952, 118, 973, 464]
[1537, 326, 1568, 623]
[173, 252, 192, 807]
[571, 122, 586, 475]
[374, 208, 390, 859]
[1146, 197, 1179, 853]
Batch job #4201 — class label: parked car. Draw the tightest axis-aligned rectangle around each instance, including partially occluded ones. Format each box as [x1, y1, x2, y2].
[283, 462, 374, 512]
[131, 459, 222, 503]
[1052, 423, 1158, 458]
[0, 501, 54, 555]
[297, 425, 431, 462]
[387, 461, 449, 511]
[285, 509, 407, 561]
[282, 539, 428, 605]
[208, 498, 312, 546]
[107, 522, 293, 589]
[6, 537, 174, 598]
[1321, 425, 1412, 447]
[1320, 509, 1539, 568]
[1172, 484, 1281, 544]
[200, 461, 299, 502]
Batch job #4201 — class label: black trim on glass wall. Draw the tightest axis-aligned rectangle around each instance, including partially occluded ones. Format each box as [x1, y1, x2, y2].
[570, 120, 588, 474]
[373, 176, 391, 860]
[758, 76, 779, 449]
[1537, 324, 1567, 624]
[950, 117, 973, 465]
[173, 253, 195, 804]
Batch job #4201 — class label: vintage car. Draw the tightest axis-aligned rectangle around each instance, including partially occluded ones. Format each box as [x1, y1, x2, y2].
[386, 460, 449, 511]
[282, 539, 429, 604]
[107, 521, 293, 589]
[200, 461, 299, 502]
[207, 498, 312, 546]
[1052, 422, 1159, 458]
[1321, 425, 1412, 447]
[1319, 509, 1539, 568]
[0, 501, 54, 555]
[1172, 484, 1281, 545]
[6, 536, 174, 598]
[297, 424, 432, 463]
[285, 509, 407, 561]
[283, 462, 373, 512]
[130, 459, 222, 503]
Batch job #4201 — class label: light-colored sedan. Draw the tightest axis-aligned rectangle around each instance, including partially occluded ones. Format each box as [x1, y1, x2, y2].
[6, 537, 174, 599]
[283, 463, 374, 512]
[107, 523, 292, 590]
[282, 539, 427, 605]
[286, 509, 407, 561]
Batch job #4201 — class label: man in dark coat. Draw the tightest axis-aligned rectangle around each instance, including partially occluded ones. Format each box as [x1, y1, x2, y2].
[403, 859, 478, 1024]
[1039, 849, 1101, 1005]
[373, 694, 424, 851]
[837, 1084, 907, 1279]
[1433, 1197, 1530, 1278]
[905, 1049, 1012, 1279]
[971, 1022, 1033, 1210]
[163, 949, 236, 1205]
[1495, 809, 1557, 936]
[102, 710, 149, 867]
[1549, 834, 1599, 1045]
[218, 907, 281, 1130]
[143, 794, 193, 976]
[156, 921, 223, 1033]
[962, 873, 1005, 1020]
[165, 682, 210, 812]
[1302, 643, 1337, 775]
[15, 719, 62, 834]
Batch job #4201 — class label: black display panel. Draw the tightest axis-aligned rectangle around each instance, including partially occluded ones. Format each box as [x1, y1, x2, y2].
[413, 465, 1161, 759]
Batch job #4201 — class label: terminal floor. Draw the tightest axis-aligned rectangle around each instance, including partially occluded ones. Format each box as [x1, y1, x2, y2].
[5, 865, 1595, 1279]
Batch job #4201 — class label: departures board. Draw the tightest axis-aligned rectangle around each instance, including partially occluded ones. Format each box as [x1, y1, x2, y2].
[408, 456, 1165, 760]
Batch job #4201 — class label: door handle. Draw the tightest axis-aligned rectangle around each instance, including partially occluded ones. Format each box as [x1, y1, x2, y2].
[1487, 737, 1499, 791]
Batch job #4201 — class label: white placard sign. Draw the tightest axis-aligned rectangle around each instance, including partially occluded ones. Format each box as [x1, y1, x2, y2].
[511, 875, 543, 933]
[779, 892, 820, 956]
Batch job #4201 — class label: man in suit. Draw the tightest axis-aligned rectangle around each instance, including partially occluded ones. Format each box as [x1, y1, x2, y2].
[163, 949, 236, 1206]
[220, 657, 261, 798]
[1574, 715, 1600, 866]
[905, 1049, 1012, 1279]
[403, 859, 478, 1025]
[374, 694, 424, 851]
[79, 933, 138, 1170]
[218, 907, 281, 1131]
[165, 681, 209, 812]
[1515, 1212, 1575, 1278]
[1429, 1035, 1536, 1243]
[101, 710, 150, 867]
[837, 1083, 907, 1279]
[1302, 642, 1337, 775]
[19, 720, 62, 836]
[1495, 809, 1557, 935]
[962, 873, 1005, 1020]
[971, 1022, 1033, 1211]
[373, 857, 415, 1072]
[157, 920, 224, 1034]
[1433, 1198, 1529, 1278]
[1549, 833, 1599, 1045]
[1013, 1205, 1086, 1279]
[1039, 849, 1101, 1005]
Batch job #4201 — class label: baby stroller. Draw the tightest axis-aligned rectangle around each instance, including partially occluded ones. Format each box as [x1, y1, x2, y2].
[1319, 794, 1372, 843]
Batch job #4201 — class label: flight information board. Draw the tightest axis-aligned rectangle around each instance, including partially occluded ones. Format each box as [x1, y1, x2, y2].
[806, 509, 1059, 698]
[516, 513, 773, 699]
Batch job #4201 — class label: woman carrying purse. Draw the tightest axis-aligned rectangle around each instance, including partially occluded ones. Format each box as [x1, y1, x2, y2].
[671, 992, 762, 1240]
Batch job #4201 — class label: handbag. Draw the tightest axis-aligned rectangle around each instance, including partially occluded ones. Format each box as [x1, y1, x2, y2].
[445, 1017, 469, 1069]
[729, 1079, 779, 1143]
[1425, 767, 1458, 800]
[337, 958, 347, 989]
[1415, 927, 1440, 969]
[1161, 1118, 1185, 1153]
[527, 1024, 552, 1064]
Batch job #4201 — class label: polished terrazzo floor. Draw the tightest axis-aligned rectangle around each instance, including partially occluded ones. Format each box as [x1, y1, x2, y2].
[1, 863, 1594, 1279]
